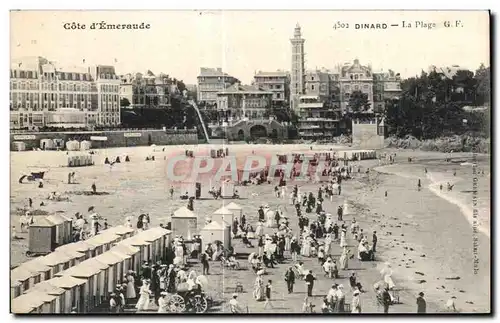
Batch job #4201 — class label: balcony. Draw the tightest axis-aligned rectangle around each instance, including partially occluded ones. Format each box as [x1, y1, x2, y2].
[298, 102, 324, 109]
[298, 117, 339, 122]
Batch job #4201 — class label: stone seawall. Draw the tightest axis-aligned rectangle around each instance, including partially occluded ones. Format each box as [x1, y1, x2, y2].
[10, 129, 200, 150]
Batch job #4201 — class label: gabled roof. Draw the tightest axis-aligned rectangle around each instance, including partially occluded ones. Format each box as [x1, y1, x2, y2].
[94, 252, 124, 265]
[47, 276, 86, 289]
[201, 221, 224, 231]
[105, 225, 135, 236]
[11, 290, 55, 313]
[30, 281, 66, 295]
[173, 206, 196, 218]
[39, 252, 72, 267]
[11, 266, 34, 282]
[46, 215, 65, 225]
[31, 217, 56, 228]
[213, 206, 234, 215]
[225, 202, 242, 210]
[109, 244, 140, 256]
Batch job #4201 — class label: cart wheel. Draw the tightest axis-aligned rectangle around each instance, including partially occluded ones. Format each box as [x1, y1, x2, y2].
[167, 294, 186, 313]
[192, 295, 208, 313]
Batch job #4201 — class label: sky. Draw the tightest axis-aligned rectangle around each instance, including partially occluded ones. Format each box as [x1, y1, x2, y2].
[10, 10, 490, 85]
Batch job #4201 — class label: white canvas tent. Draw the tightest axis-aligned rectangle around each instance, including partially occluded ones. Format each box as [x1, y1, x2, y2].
[226, 202, 243, 221]
[172, 206, 197, 240]
[200, 221, 231, 249]
[212, 206, 234, 225]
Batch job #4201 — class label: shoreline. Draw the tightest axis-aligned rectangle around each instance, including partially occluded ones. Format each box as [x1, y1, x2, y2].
[363, 159, 490, 313]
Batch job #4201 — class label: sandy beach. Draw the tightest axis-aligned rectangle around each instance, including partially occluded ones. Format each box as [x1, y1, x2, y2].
[10, 144, 491, 313]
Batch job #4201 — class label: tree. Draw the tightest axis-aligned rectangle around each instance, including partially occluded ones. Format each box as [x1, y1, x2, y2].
[475, 63, 490, 106]
[120, 98, 131, 108]
[348, 90, 371, 113]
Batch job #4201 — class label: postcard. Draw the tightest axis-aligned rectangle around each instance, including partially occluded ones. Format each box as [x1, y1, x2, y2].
[9, 10, 490, 314]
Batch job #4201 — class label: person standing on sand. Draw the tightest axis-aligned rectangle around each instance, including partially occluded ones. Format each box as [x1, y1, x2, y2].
[417, 179, 421, 191]
[337, 206, 343, 221]
[169, 186, 174, 198]
[416, 292, 426, 313]
[28, 198, 33, 208]
[284, 267, 295, 293]
[305, 270, 316, 296]
[382, 286, 392, 313]
[351, 290, 361, 313]
[372, 231, 378, 252]
[91, 182, 97, 194]
[264, 280, 273, 309]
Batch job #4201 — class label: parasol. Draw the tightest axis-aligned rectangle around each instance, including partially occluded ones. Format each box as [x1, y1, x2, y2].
[196, 275, 209, 289]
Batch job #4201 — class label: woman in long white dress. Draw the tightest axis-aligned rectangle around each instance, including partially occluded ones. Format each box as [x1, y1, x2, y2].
[157, 292, 168, 313]
[135, 279, 152, 311]
[301, 237, 311, 257]
[253, 274, 265, 301]
[255, 222, 264, 237]
[339, 247, 349, 270]
[351, 290, 361, 313]
[126, 271, 136, 300]
[340, 229, 347, 248]
[265, 207, 274, 228]
[380, 263, 396, 289]
[324, 234, 332, 255]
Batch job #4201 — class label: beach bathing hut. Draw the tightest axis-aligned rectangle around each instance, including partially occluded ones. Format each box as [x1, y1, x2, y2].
[65, 140, 80, 151]
[119, 236, 152, 268]
[12, 141, 26, 151]
[46, 215, 65, 247]
[38, 251, 73, 276]
[56, 259, 107, 311]
[11, 280, 22, 300]
[53, 138, 65, 149]
[136, 227, 171, 263]
[29, 281, 68, 314]
[80, 140, 92, 151]
[212, 206, 235, 226]
[52, 212, 73, 244]
[94, 252, 128, 297]
[83, 258, 111, 303]
[172, 206, 198, 240]
[40, 139, 55, 150]
[109, 244, 140, 274]
[54, 244, 87, 266]
[221, 182, 235, 198]
[104, 225, 136, 241]
[11, 290, 58, 314]
[28, 217, 57, 255]
[84, 232, 121, 256]
[48, 276, 87, 313]
[200, 221, 231, 249]
[11, 266, 35, 296]
[56, 240, 95, 261]
[21, 258, 52, 282]
[226, 202, 243, 222]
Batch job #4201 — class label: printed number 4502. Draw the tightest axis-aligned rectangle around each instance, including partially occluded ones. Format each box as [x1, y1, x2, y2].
[333, 22, 349, 30]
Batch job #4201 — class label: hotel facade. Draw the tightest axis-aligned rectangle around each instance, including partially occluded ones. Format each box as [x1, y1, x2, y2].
[290, 25, 402, 140]
[10, 57, 121, 130]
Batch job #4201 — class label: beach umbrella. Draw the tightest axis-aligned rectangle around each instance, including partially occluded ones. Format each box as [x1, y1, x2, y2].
[88, 206, 95, 212]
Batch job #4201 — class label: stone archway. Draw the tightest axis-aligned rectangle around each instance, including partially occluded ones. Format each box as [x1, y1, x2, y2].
[249, 125, 267, 139]
[237, 129, 245, 141]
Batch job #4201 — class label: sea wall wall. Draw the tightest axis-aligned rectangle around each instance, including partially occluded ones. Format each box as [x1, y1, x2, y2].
[10, 129, 199, 150]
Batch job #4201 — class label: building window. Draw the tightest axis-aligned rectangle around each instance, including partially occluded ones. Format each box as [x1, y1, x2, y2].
[311, 85, 315, 91]
[354, 85, 359, 91]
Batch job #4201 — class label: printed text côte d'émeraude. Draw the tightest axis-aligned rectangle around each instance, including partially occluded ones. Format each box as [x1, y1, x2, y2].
[63, 22, 151, 30]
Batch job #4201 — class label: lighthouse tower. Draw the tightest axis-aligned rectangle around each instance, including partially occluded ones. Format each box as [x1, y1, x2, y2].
[290, 23, 305, 112]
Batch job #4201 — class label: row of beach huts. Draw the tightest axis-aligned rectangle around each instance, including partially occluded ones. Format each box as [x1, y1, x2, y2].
[12, 139, 94, 152]
[11, 225, 171, 314]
